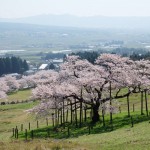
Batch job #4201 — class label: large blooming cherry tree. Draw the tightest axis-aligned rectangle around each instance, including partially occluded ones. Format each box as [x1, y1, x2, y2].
[12, 53, 149, 125]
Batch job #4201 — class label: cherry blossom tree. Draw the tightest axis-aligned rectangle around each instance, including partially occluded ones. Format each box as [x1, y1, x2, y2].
[0, 77, 9, 99]
[29, 54, 150, 124]
[0, 91, 7, 99]
[0, 78, 9, 93]
[4, 75, 19, 92]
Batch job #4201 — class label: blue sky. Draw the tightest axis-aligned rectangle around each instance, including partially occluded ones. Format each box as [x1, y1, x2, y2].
[0, 0, 150, 18]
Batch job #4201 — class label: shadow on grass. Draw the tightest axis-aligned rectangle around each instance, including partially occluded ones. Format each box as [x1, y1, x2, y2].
[17, 112, 150, 140]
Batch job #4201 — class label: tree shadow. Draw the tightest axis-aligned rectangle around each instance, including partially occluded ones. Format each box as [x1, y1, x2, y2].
[18, 113, 150, 140]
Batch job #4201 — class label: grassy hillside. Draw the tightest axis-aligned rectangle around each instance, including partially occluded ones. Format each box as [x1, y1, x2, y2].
[0, 90, 150, 149]
[71, 120, 150, 150]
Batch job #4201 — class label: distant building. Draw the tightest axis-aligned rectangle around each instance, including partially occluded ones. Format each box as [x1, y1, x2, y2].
[38, 59, 63, 71]
[38, 64, 49, 70]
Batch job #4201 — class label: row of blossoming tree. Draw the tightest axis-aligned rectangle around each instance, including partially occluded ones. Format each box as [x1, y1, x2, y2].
[1, 54, 150, 126]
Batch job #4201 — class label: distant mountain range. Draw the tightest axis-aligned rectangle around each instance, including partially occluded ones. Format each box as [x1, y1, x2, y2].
[0, 14, 150, 29]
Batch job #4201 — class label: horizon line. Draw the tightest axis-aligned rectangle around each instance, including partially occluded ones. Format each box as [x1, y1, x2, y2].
[1, 13, 150, 19]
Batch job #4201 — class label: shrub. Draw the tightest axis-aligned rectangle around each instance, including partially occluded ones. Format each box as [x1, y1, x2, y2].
[1, 102, 6, 105]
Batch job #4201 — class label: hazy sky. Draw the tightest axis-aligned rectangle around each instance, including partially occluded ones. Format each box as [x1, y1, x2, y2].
[0, 0, 150, 18]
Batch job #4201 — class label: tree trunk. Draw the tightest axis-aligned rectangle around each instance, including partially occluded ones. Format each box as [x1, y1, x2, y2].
[92, 102, 100, 123]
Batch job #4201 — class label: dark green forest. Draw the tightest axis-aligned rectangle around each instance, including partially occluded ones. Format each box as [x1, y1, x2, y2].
[0, 56, 29, 76]
[71, 51, 99, 64]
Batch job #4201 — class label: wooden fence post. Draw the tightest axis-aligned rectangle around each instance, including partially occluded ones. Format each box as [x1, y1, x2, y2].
[66, 109, 69, 123]
[15, 128, 16, 138]
[63, 101, 65, 124]
[79, 101, 82, 128]
[127, 95, 130, 117]
[102, 109, 105, 127]
[29, 122, 30, 130]
[131, 116, 134, 127]
[84, 108, 87, 122]
[55, 118, 58, 126]
[16, 129, 18, 139]
[141, 91, 144, 115]
[111, 123, 113, 131]
[25, 129, 27, 140]
[90, 111, 92, 119]
[31, 130, 34, 140]
[133, 104, 135, 112]
[55, 109, 58, 126]
[47, 128, 50, 137]
[58, 110, 59, 125]
[75, 99, 78, 128]
[52, 113, 54, 127]
[144, 90, 149, 117]
[15, 126, 18, 138]
[60, 108, 62, 126]
[70, 102, 72, 123]
[72, 111, 75, 122]
[12, 128, 14, 137]
[67, 127, 70, 137]
[21, 124, 23, 131]
[46, 118, 48, 126]
[88, 125, 91, 134]
[37, 120, 39, 128]
[119, 106, 121, 113]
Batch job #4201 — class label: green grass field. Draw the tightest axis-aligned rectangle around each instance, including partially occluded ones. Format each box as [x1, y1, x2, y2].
[0, 90, 150, 149]
[71, 120, 150, 150]
[0, 89, 32, 103]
